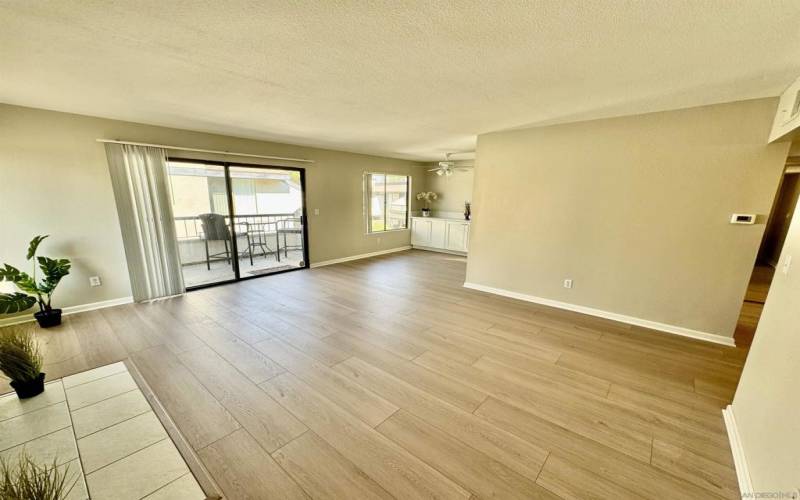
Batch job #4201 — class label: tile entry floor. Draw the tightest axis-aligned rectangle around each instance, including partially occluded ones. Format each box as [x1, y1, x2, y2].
[0, 362, 205, 499]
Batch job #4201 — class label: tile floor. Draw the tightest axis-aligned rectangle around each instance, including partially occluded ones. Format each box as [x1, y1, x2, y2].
[0, 361, 205, 499]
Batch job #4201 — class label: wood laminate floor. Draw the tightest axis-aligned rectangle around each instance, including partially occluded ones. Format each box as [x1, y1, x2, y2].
[1, 250, 746, 499]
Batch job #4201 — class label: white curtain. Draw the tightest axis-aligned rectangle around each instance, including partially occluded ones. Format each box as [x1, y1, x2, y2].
[104, 144, 185, 301]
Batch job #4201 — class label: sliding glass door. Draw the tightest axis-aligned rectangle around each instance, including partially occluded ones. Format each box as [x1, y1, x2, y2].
[167, 160, 308, 289]
[229, 166, 307, 278]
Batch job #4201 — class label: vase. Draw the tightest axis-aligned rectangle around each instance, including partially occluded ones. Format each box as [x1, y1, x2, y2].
[10, 373, 46, 399]
[34, 309, 62, 328]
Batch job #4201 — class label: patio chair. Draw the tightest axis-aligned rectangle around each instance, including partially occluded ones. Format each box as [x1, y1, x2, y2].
[277, 216, 304, 258]
[198, 213, 235, 270]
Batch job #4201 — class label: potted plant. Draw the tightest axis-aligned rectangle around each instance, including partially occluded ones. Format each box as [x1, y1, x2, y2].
[416, 191, 438, 217]
[0, 453, 71, 498]
[0, 329, 45, 399]
[0, 235, 70, 328]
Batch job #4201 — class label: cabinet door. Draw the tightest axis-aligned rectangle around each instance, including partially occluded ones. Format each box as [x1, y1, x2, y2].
[430, 220, 447, 248]
[445, 222, 469, 252]
[411, 218, 432, 246]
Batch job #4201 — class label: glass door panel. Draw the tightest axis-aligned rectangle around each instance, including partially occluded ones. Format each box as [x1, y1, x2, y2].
[229, 166, 307, 277]
[168, 161, 236, 288]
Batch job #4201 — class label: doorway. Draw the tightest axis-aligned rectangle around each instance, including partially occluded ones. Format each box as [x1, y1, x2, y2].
[167, 159, 309, 289]
[734, 159, 800, 346]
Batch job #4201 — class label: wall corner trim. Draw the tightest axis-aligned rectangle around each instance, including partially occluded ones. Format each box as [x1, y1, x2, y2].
[723, 405, 754, 496]
[0, 296, 134, 328]
[310, 246, 412, 268]
[462, 281, 736, 346]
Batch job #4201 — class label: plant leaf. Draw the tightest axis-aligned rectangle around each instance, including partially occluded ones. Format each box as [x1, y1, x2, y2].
[26, 235, 49, 260]
[0, 293, 37, 314]
[0, 266, 39, 295]
[0, 264, 23, 283]
[37, 257, 71, 294]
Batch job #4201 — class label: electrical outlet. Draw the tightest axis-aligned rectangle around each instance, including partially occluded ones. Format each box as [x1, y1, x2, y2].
[313, 208, 320, 215]
[89, 276, 102, 287]
[563, 279, 573, 289]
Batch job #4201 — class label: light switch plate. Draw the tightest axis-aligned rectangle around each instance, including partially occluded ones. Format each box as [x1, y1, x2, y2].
[782, 255, 792, 276]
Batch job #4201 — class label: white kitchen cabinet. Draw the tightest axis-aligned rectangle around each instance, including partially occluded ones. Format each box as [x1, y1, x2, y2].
[445, 221, 470, 252]
[411, 217, 432, 246]
[411, 217, 469, 254]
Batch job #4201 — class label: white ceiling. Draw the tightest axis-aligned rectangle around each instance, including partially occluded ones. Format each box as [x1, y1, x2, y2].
[2, 1, 799, 160]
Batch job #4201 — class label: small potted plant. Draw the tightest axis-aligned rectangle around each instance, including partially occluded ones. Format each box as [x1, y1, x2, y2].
[416, 191, 438, 217]
[0, 453, 71, 498]
[0, 235, 71, 328]
[0, 329, 45, 399]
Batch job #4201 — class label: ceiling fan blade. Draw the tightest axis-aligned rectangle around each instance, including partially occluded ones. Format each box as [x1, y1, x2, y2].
[427, 168, 440, 171]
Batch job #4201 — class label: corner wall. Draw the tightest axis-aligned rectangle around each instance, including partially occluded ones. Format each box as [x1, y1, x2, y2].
[0, 104, 424, 315]
[421, 164, 475, 215]
[467, 98, 789, 339]
[730, 166, 800, 491]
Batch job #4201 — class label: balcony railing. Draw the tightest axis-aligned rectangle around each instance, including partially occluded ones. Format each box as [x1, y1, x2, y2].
[174, 213, 297, 240]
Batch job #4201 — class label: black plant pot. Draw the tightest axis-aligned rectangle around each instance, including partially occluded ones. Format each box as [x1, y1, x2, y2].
[34, 309, 62, 328]
[10, 373, 46, 399]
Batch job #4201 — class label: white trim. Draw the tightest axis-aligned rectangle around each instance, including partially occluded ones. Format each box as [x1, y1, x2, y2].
[462, 282, 736, 346]
[310, 246, 412, 268]
[723, 405, 754, 495]
[412, 245, 467, 256]
[0, 296, 134, 327]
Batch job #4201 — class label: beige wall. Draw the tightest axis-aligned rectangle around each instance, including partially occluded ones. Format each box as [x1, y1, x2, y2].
[0, 104, 423, 314]
[732, 181, 799, 491]
[421, 165, 474, 215]
[467, 98, 789, 338]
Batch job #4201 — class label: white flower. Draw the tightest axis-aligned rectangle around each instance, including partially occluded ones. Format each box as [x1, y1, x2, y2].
[416, 192, 438, 203]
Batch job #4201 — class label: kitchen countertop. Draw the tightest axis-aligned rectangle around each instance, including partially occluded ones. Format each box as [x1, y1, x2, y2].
[411, 216, 471, 223]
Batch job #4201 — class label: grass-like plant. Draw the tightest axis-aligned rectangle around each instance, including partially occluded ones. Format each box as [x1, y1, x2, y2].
[0, 329, 43, 383]
[0, 453, 71, 500]
[0, 235, 71, 315]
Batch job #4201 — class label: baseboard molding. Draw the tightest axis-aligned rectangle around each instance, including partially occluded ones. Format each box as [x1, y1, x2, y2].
[411, 245, 467, 256]
[723, 405, 754, 495]
[462, 282, 736, 346]
[0, 296, 134, 327]
[310, 246, 412, 268]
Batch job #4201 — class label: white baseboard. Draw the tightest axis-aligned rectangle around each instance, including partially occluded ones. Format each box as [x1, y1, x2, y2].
[463, 282, 736, 346]
[411, 245, 467, 256]
[310, 246, 412, 268]
[0, 296, 134, 327]
[723, 405, 753, 495]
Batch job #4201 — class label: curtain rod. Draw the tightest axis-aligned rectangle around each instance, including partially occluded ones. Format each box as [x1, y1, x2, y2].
[96, 139, 314, 163]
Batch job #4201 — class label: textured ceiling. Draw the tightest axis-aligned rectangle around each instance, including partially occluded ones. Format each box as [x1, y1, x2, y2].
[2, 1, 800, 160]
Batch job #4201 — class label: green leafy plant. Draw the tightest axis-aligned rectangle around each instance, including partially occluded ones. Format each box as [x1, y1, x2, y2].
[0, 453, 72, 500]
[0, 235, 71, 315]
[0, 330, 43, 383]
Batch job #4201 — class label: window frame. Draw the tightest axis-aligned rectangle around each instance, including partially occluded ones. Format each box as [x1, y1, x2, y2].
[363, 172, 411, 234]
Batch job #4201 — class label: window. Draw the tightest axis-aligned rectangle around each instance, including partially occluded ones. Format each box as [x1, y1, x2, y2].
[365, 173, 410, 232]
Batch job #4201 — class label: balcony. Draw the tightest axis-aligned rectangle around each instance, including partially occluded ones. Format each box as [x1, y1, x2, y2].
[175, 213, 305, 288]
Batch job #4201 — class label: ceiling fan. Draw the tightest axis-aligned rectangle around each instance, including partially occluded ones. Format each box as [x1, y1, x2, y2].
[429, 152, 474, 177]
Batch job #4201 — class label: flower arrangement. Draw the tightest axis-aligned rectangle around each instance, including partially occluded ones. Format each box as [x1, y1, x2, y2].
[416, 192, 438, 216]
